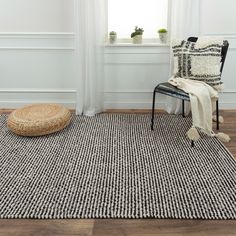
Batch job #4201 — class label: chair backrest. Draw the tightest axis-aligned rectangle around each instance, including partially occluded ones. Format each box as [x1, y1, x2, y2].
[188, 37, 229, 74]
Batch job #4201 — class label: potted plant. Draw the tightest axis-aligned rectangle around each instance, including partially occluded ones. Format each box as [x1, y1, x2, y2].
[131, 26, 144, 44]
[158, 28, 168, 44]
[109, 31, 117, 44]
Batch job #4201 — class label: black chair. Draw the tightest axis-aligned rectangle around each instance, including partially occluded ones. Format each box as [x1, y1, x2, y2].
[151, 37, 229, 147]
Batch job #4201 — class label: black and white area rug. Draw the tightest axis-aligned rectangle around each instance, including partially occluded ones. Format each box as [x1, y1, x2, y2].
[0, 114, 235, 219]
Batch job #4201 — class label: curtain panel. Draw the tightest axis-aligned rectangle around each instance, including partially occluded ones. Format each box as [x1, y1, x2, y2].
[75, 0, 107, 116]
[165, 0, 200, 114]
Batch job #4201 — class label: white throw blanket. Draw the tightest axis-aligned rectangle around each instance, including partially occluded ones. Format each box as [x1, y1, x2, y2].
[169, 77, 230, 142]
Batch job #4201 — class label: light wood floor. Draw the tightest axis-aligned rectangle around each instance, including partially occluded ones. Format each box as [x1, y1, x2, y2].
[0, 109, 235, 236]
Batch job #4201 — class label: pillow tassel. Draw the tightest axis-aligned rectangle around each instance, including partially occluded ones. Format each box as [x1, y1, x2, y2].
[213, 84, 224, 92]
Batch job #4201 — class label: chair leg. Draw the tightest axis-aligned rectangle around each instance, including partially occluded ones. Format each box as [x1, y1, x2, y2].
[182, 100, 185, 117]
[216, 100, 219, 130]
[151, 91, 156, 131]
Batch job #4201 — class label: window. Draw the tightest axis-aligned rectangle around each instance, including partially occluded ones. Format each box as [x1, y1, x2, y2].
[108, 0, 169, 40]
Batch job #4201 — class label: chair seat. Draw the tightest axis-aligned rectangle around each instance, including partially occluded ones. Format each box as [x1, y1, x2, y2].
[155, 82, 190, 101]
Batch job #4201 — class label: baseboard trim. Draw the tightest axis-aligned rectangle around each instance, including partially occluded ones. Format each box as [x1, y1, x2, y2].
[2, 89, 234, 94]
[0, 101, 236, 110]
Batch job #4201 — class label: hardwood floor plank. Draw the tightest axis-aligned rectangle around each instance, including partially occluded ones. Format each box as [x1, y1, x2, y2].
[0, 220, 94, 236]
[92, 219, 236, 236]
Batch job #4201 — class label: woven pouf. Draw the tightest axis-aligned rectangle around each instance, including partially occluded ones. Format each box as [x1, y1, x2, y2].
[7, 104, 71, 137]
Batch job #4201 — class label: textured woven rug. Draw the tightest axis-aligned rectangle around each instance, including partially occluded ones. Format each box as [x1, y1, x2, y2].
[0, 114, 235, 219]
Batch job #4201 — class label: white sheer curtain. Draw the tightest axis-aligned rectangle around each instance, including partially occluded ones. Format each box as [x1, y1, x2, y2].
[165, 0, 200, 114]
[75, 0, 107, 116]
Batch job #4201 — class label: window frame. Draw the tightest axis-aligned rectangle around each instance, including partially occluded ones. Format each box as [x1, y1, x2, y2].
[107, 0, 172, 45]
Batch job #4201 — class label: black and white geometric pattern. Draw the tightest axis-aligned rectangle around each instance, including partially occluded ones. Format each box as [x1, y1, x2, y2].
[172, 39, 223, 87]
[0, 114, 236, 219]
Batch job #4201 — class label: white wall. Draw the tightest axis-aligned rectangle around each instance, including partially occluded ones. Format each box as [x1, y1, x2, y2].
[199, 0, 236, 109]
[0, 0, 74, 32]
[0, 0, 76, 108]
[104, 45, 170, 109]
[0, 33, 76, 107]
[0, 0, 235, 109]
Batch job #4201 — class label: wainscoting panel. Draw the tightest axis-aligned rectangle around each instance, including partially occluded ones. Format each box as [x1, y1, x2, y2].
[0, 50, 75, 89]
[0, 32, 236, 110]
[0, 33, 76, 108]
[104, 64, 169, 91]
[104, 44, 170, 54]
[104, 92, 168, 110]
[0, 90, 76, 109]
[104, 45, 170, 109]
[105, 53, 170, 64]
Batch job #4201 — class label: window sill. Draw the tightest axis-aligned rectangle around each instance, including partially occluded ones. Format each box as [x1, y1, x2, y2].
[105, 43, 169, 47]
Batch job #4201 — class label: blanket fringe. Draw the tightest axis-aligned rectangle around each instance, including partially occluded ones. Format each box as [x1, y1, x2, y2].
[215, 133, 231, 143]
[213, 84, 224, 92]
[186, 127, 200, 141]
[212, 115, 224, 123]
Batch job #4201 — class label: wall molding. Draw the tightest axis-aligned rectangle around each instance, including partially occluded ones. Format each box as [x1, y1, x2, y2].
[105, 54, 170, 65]
[223, 89, 236, 93]
[105, 62, 169, 65]
[0, 47, 74, 51]
[200, 34, 236, 38]
[104, 90, 236, 94]
[0, 89, 76, 94]
[0, 32, 75, 50]
[0, 32, 74, 38]
[104, 52, 170, 55]
[105, 47, 170, 55]
[0, 33, 171, 52]
[0, 89, 235, 94]
[104, 91, 153, 94]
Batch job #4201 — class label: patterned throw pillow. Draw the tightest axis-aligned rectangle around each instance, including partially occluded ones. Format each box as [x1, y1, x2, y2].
[172, 39, 223, 88]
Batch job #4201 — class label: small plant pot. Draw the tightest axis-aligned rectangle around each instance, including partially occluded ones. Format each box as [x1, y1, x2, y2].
[109, 35, 117, 44]
[159, 33, 168, 44]
[132, 35, 143, 44]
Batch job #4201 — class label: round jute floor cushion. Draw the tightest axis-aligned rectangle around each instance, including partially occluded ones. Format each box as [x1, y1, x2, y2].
[7, 104, 71, 137]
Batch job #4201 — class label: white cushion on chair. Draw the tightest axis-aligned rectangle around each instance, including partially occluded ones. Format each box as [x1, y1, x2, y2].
[172, 38, 224, 89]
